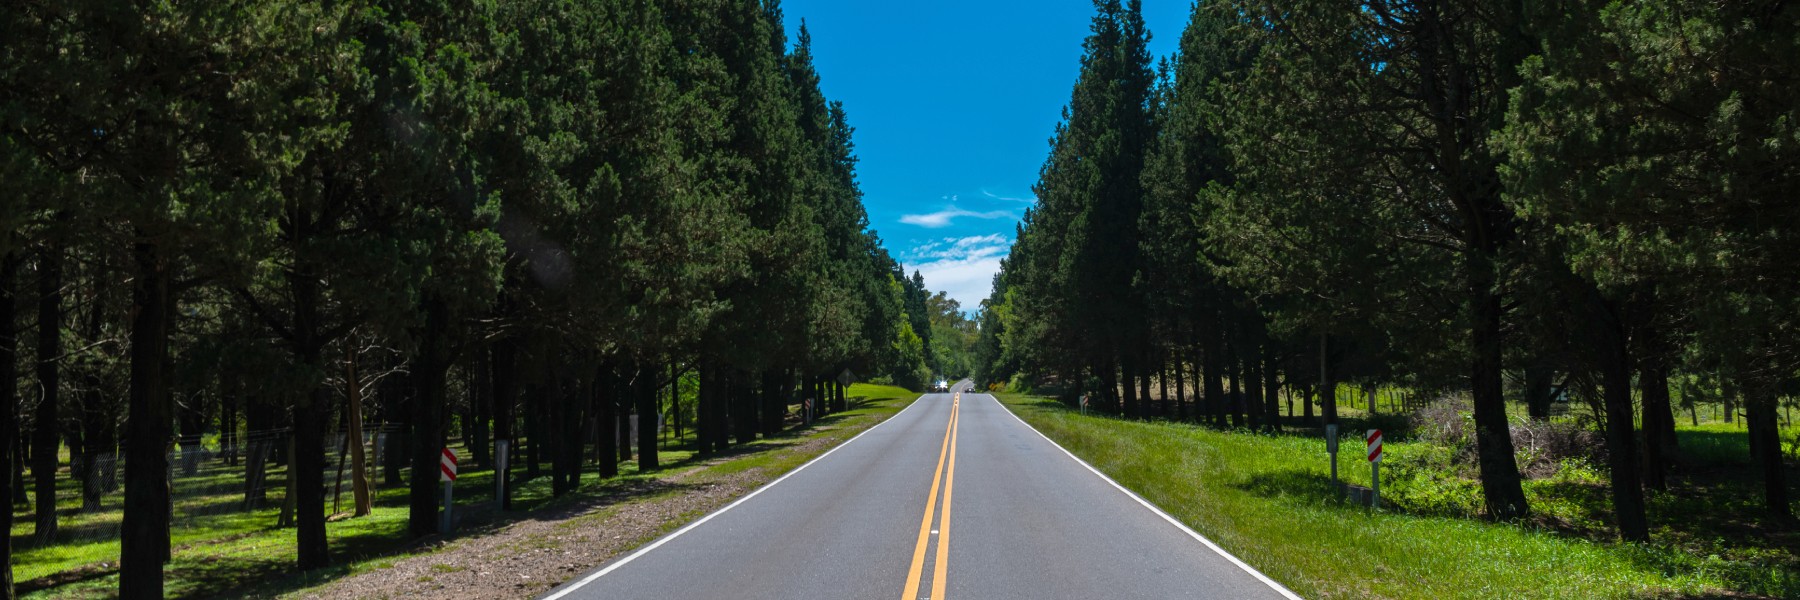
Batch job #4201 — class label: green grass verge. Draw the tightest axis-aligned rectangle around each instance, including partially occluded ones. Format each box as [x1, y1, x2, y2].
[997, 392, 1797, 600]
[16, 383, 919, 599]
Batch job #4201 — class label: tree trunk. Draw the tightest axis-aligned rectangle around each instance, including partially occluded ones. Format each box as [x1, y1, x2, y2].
[1137, 352, 1152, 420]
[1525, 362, 1554, 420]
[470, 351, 490, 470]
[1723, 379, 1735, 423]
[637, 362, 659, 472]
[1244, 347, 1262, 431]
[1158, 359, 1170, 419]
[0, 253, 21, 598]
[1746, 382, 1790, 518]
[549, 373, 569, 497]
[760, 370, 783, 437]
[78, 373, 108, 511]
[345, 337, 372, 517]
[1321, 333, 1338, 427]
[32, 246, 62, 543]
[1120, 359, 1138, 419]
[1637, 326, 1678, 492]
[1638, 362, 1675, 492]
[557, 365, 584, 494]
[120, 238, 174, 599]
[1230, 345, 1246, 429]
[733, 370, 757, 445]
[616, 377, 633, 465]
[77, 267, 109, 513]
[697, 361, 717, 457]
[1597, 307, 1648, 541]
[523, 382, 541, 479]
[291, 267, 331, 569]
[219, 387, 236, 468]
[243, 392, 272, 508]
[1264, 349, 1281, 433]
[1303, 384, 1315, 425]
[1469, 256, 1529, 521]
[278, 436, 296, 528]
[1098, 360, 1120, 415]
[1205, 328, 1225, 427]
[1174, 346, 1188, 421]
[408, 297, 450, 538]
[596, 365, 619, 479]
[492, 337, 516, 509]
[176, 393, 203, 476]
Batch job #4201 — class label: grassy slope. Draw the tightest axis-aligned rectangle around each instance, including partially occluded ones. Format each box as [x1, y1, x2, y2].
[998, 393, 1796, 600]
[18, 383, 918, 599]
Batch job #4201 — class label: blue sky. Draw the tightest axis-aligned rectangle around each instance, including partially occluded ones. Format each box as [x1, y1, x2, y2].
[778, 1, 1192, 313]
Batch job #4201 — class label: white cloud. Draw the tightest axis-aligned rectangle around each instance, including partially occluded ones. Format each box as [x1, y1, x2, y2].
[902, 235, 1014, 312]
[981, 189, 1038, 204]
[899, 207, 1016, 229]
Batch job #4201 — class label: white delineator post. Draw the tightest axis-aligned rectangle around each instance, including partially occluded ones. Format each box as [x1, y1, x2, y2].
[1325, 424, 1339, 484]
[1366, 429, 1383, 508]
[440, 447, 458, 533]
[494, 439, 509, 511]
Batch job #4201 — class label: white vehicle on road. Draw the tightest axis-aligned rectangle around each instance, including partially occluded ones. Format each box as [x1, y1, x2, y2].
[930, 380, 949, 393]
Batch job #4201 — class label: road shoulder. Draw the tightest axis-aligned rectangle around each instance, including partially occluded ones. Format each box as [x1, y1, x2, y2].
[282, 388, 917, 600]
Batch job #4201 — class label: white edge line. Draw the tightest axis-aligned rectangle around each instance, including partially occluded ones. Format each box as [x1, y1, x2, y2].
[541, 391, 933, 600]
[983, 393, 1306, 600]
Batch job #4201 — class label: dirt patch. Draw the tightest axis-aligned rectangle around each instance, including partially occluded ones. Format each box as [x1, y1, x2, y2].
[292, 428, 863, 599]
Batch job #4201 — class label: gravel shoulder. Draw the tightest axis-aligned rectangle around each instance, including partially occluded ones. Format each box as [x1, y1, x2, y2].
[282, 397, 912, 600]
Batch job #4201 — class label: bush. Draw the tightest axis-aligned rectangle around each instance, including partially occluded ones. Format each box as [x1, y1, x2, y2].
[1412, 396, 1475, 462]
[1410, 396, 1602, 479]
[1007, 373, 1034, 394]
[1510, 418, 1605, 479]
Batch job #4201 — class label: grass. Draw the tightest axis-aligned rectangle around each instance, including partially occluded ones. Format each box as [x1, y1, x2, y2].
[997, 392, 1800, 599]
[15, 383, 919, 599]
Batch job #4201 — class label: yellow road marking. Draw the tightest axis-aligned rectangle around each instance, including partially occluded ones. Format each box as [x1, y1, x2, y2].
[930, 396, 960, 600]
[901, 397, 958, 599]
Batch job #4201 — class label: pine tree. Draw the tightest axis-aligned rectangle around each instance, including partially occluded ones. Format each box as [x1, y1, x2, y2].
[1500, 0, 1800, 520]
[1208, 0, 1536, 519]
[1011, 0, 1155, 413]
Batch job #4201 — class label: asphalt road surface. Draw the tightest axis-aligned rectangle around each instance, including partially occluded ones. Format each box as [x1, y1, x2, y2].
[542, 381, 1300, 600]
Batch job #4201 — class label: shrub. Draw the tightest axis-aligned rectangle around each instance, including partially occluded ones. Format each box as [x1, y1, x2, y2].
[1510, 418, 1605, 479]
[1410, 395, 1603, 479]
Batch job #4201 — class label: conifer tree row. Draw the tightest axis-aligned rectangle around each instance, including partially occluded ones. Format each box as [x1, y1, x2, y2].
[2, 0, 931, 596]
[980, 0, 1798, 541]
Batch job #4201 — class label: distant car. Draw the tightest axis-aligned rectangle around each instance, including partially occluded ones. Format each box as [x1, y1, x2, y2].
[931, 380, 949, 393]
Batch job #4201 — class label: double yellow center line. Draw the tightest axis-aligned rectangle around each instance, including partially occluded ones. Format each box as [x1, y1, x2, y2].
[901, 393, 960, 600]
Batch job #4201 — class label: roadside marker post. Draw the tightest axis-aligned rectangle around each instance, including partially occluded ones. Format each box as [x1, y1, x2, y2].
[1366, 429, 1383, 509]
[494, 440, 509, 511]
[1325, 424, 1339, 484]
[440, 447, 458, 533]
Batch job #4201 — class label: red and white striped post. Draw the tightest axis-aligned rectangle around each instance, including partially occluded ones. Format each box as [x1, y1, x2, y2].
[1366, 430, 1383, 508]
[440, 447, 458, 533]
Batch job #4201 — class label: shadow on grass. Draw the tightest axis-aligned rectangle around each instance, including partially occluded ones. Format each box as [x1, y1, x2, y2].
[1677, 430, 1754, 467]
[1018, 393, 1417, 445]
[16, 559, 119, 595]
[1231, 468, 1346, 507]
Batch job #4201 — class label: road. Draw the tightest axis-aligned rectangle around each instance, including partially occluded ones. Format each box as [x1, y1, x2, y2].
[542, 381, 1299, 600]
